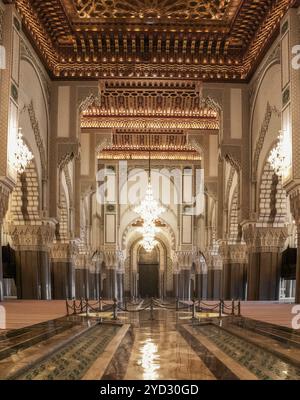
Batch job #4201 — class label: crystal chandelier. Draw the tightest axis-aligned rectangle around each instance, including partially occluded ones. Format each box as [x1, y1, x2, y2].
[134, 150, 165, 251]
[12, 128, 34, 174]
[268, 130, 291, 177]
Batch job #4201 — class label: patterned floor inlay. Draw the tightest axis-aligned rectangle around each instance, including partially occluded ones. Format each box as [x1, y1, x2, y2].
[192, 324, 300, 380]
[11, 324, 121, 380]
[0, 317, 84, 361]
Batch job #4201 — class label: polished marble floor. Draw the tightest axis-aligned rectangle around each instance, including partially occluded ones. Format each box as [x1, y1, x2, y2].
[1, 301, 300, 380]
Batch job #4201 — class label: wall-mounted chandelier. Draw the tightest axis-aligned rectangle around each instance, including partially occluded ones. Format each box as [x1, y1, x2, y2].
[268, 130, 291, 177]
[134, 150, 165, 252]
[12, 128, 34, 174]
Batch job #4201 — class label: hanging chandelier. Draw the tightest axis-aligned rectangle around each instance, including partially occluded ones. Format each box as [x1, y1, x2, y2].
[138, 222, 159, 252]
[268, 130, 291, 177]
[12, 128, 34, 174]
[134, 150, 165, 251]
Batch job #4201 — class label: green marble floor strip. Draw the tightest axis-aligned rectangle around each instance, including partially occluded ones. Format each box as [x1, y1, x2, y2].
[11, 324, 121, 380]
[193, 324, 300, 380]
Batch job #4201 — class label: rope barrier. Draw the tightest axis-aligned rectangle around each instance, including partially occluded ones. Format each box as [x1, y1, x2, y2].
[66, 298, 241, 319]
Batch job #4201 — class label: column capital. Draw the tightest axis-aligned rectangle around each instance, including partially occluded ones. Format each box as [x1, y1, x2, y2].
[243, 222, 288, 253]
[102, 248, 122, 269]
[219, 240, 248, 264]
[176, 250, 196, 269]
[51, 242, 73, 262]
[7, 219, 56, 251]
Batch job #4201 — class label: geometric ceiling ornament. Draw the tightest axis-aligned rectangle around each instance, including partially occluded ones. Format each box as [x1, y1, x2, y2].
[15, 0, 295, 81]
[81, 78, 220, 130]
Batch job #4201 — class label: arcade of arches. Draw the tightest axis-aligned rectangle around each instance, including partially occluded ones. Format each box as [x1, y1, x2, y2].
[1, 0, 300, 308]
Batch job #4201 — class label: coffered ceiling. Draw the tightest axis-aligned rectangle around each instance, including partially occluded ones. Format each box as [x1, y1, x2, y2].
[12, 0, 298, 81]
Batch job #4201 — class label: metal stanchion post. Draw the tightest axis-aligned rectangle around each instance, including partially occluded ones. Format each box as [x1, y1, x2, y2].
[231, 299, 235, 315]
[192, 298, 196, 320]
[238, 300, 241, 316]
[176, 297, 179, 311]
[113, 298, 118, 320]
[150, 297, 154, 320]
[73, 299, 76, 315]
[100, 297, 103, 311]
[219, 300, 222, 319]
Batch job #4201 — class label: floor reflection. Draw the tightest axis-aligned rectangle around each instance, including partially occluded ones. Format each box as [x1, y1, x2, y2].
[138, 338, 160, 380]
[124, 309, 216, 380]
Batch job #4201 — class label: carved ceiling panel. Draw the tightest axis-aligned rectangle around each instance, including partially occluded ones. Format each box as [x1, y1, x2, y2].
[73, 0, 232, 21]
[14, 0, 298, 81]
[80, 78, 220, 130]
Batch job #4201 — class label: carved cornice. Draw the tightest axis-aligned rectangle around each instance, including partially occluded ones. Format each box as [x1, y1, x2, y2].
[7, 220, 56, 251]
[242, 222, 288, 253]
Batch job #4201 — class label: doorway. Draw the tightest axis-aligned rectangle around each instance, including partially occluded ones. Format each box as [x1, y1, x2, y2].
[138, 246, 159, 298]
[138, 264, 159, 298]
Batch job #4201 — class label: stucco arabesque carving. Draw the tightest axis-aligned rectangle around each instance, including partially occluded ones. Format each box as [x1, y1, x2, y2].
[242, 222, 288, 253]
[7, 220, 56, 251]
[252, 102, 281, 182]
[218, 240, 248, 264]
[22, 101, 47, 180]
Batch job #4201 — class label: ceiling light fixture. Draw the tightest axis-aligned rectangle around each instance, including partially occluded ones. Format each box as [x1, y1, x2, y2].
[12, 128, 34, 174]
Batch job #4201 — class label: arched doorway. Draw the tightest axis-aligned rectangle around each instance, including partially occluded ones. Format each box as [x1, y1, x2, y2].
[138, 246, 159, 298]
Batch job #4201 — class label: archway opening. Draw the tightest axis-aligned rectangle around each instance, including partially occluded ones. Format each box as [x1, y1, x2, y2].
[138, 245, 159, 298]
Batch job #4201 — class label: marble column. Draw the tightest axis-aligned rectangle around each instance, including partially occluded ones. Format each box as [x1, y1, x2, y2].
[51, 243, 74, 299]
[105, 268, 117, 299]
[289, 190, 300, 303]
[195, 271, 208, 300]
[173, 272, 179, 298]
[131, 271, 138, 299]
[74, 253, 88, 299]
[0, 182, 11, 301]
[179, 269, 191, 301]
[220, 243, 247, 300]
[117, 270, 124, 302]
[176, 251, 195, 301]
[205, 254, 222, 300]
[8, 222, 55, 299]
[103, 250, 123, 300]
[243, 224, 288, 301]
[207, 268, 222, 300]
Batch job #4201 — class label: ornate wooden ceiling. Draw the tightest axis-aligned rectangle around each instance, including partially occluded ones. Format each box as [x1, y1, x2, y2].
[80, 79, 219, 130]
[98, 129, 202, 160]
[13, 0, 297, 81]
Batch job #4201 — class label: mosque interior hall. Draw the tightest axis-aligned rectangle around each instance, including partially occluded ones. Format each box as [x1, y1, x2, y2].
[0, 0, 300, 381]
